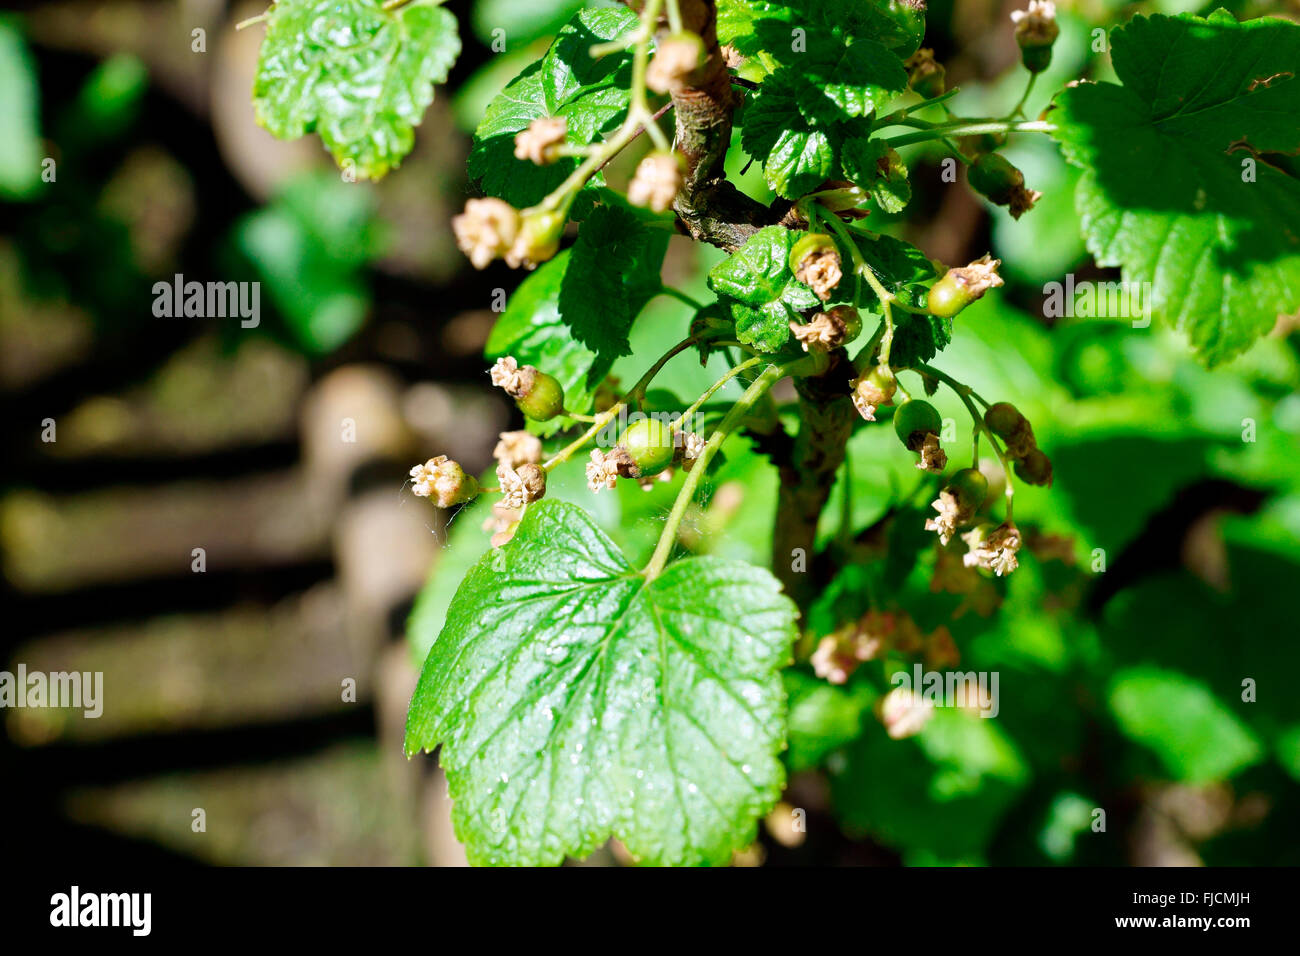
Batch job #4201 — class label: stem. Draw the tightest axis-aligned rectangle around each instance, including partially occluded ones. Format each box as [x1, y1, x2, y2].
[1006, 72, 1039, 121]
[543, 404, 625, 471]
[918, 363, 1014, 521]
[629, 334, 706, 405]
[669, 355, 763, 430]
[884, 119, 1055, 150]
[913, 362, 990, 407]
[644, 361, 791, 579]
[871, 88, 962, 130]
[817, 208, 901, 362]
[665, 0, 683, 34]
[659, 285, 704, 310]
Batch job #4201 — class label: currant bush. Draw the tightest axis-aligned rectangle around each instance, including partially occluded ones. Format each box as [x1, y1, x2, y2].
[244, 0, 1300, 866]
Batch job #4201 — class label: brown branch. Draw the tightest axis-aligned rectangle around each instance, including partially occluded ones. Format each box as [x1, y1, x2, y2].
[668, 0, 791, 251]
[662, 2, 852, 608]
[771, 350, 856, 609]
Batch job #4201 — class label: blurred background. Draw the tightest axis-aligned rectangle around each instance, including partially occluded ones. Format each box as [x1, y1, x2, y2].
[2, 0, 1298, 867]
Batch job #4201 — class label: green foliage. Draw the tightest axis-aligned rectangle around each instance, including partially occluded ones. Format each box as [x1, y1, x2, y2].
[236, 172, 383, 353]
[405, 501, 798, 865]
[486, 201, 668, 421]
[468, 7, 637, 206]
[253, 0, 460, 179]
[1051, 10, 1300, 366]
[233, 0, 1300, 866]
[0, 16, 42, 199]
[707, 225, 820, 350]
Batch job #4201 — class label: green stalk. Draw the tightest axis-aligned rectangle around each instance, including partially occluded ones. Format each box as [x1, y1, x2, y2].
[644, 361, 791, 579]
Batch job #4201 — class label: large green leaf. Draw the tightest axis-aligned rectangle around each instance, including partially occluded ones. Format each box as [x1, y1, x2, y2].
[468, 7, 637, 207]
[252, 0, 460, 180]
[1050, 11, 1300, 366]
[405, 501, 799, 866]
[707, 225, 820, 350]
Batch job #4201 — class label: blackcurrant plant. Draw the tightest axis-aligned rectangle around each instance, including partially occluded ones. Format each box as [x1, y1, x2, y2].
[244, 0, 1300, 865]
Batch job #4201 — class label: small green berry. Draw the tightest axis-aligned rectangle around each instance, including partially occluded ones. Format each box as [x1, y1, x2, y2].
[620, 417, 676, 478]
[1014, 447, 1053, 486]
[946, 467, 989, 512]
[516, 371, 565, 422]
[983, 402, 1027, 440]
[1021, 44, 1052, 74]
[926, 272, 971, 318]
[788, 233, 838, 274]
[893, 399, 942, 449]
[968, 153, 1025, 207]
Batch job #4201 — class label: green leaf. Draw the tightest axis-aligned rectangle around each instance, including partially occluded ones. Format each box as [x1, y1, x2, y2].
[0, 17, 43, 199]
[405, 500, 799, 866]
[719, 0, 924, 60]
[740, 73, 836, 198]
[1050, 11, 1300, 366]
[1108, 666, 1263, 782]
[753, 24, 906, 124]
[487, 202, 668, 422]
[840, 137, 911, 213]
[236, 172, 382, 353]
[708, 225, 820, 350]
[468, 7, 637, 207]
[853, 231, 939, 312]
[558, 203, 670, 358]
[784, 671, 874, 773]
[252, 0, 460, 180]
[831, 708, 1030, 862]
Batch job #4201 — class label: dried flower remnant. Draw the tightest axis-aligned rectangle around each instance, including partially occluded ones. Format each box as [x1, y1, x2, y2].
[493, 430, 543, 469]
[497, 462, 547, 509]
[452, 198, 520, 270]
[409, 456, 479, 508]
[513, 117, 567, 165]
[962, 522, 1023, 577]
[878, 686, 935, 740]
[646, 32, 704, 94]
[628, 152, 683, 213]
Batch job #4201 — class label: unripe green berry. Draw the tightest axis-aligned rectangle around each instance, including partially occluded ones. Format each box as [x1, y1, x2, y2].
[516, 371, 565, 421]
[946, 467, 989, 512]
[1014, 447, 1053, 486]
[788, 233, 838, 274]
[983, 402, 1027, 440]
[967, 153, 1025, 207]
[972, 151, 1019, 201]
[926, 273, 972, 318]
[1021, 44, 1052, 74]
[620, 417, 675, 478]
[893, 399, 942, 449]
